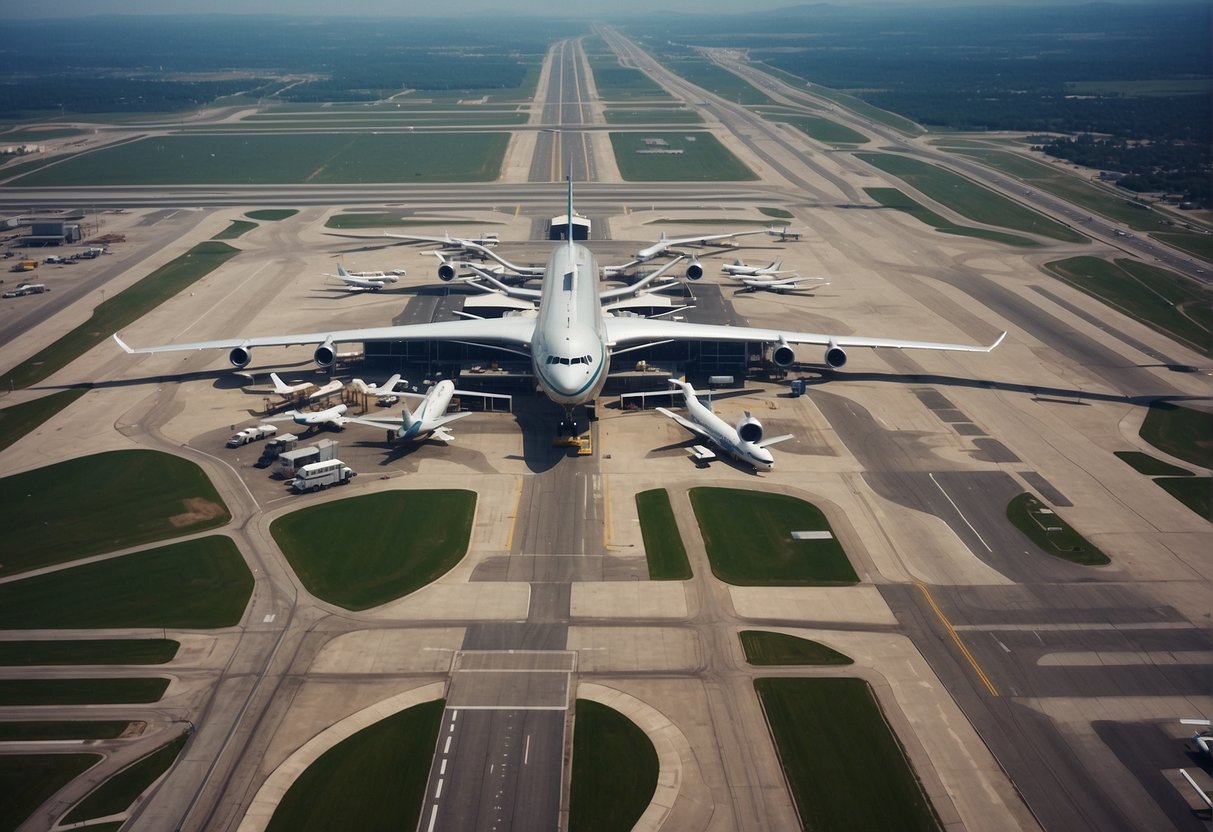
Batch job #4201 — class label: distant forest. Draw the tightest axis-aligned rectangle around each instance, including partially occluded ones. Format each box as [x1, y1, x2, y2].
[632, 3, 1211, 203]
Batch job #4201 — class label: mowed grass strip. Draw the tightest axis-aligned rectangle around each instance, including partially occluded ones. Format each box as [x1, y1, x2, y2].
[0, 677, 169, 706]
[635, 489, 692, 580]
[0, 537, 253, 630]
[603, 108, 702, 124]
[266, 699, 444, 832]
[740, 631, 854, 666]
[0, 449, 231, 574]
[1044, 257, 1212, 358]
[245, 209, 298, 221]
[590, 65, 671, 100]
[865, 187, 1042, 248]
[212, 219, 258, 239]
[1114, 451, 1193, 477]
[9, 133, 509, 186]
[689, 487, 858, 585]
[610, 132, 757, 181]
[62, 732, 189, 825]
[1006, 493, 1109, 566]
[1154, 477, 1212, 519]
[569, 699, 658, 832]
[767, 112, 869, 145]
[271, 490, 475, 610]
[0, 754, 101, 832]
[856, 152, 1087, 243]
[0, 389, 87, 453]
[755, 678, 941, 832]
[0, 241, 240, 390]
[0, 639, 178, 666]
[0, 721, 131, 741]
[1139, 402, 1213, 469]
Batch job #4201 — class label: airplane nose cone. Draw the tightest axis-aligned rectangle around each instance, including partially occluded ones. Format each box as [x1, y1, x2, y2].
[548, 365, 589, 400]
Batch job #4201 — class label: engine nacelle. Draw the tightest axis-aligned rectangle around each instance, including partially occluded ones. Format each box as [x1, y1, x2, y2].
[825, 340, 848, 369]
[228, 345, 251, 368]
[437, 262, 457, 282]
[685, 259, 704, 280]
[771, 337, 795, 368]
[313, 339, 336, 369]
[736, 412, 764, 444]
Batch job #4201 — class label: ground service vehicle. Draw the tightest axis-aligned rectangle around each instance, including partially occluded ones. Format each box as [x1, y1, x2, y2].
[292, 459, 355, 492]
[277, 438, 339, 478]
[226, 424, 278, 447]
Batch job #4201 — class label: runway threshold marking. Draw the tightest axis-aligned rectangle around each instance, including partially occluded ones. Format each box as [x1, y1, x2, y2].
[915, 581, 1001, 698]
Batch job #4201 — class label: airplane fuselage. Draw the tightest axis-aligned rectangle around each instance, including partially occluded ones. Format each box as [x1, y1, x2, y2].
[680, 388, 775, 471]
[530, 242, 608, 407]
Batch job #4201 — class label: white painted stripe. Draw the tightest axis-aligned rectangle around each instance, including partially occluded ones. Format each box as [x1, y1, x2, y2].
[443, 736, 451, 754]
[446, 704, 569, 711]
[524, 734, 531, 765]
[929, 473, 992, 552]
[434, 778, 444, 799]
[426, 804, 439, 832]
[440, 758, 447, 775]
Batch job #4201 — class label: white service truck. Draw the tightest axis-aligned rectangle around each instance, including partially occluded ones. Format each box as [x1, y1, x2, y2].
[226, 423, 278, 447]
[292, 459, 355, 492]
[277, 438, 339, 478]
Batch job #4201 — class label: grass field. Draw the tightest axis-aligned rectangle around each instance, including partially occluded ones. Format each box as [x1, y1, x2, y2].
[0, 677, 169, 706]
[271, 490, 476, 610]
[755, 678, 941, 832]
[9, 132, 510, 186]
[266, 699, 443, 832]
[1043, 257, 1212, 358]
[609, 132, 757, 182]
[1154, 477, 1212, 519]
[740, 631, 854, 665]
[212, 219, 258, 240]
[1006, 493, 1109, 566]
[689, 488, 858, 585]
[857, 153, 1087, 243]
[0, 389, 86, 453]
[1151, 230, 1213, 262]
[0, 721, 130, 741]
[768, 77, 923, 136]
[1114, 451, 1193, 477]
[1139, 402, 1213, 469]
[590, 63, 671, 100]
[759, 207, 794, 220]
[0, 639, 178, 666]
[245, 209, 298, 221]
[63, 732, 189, 824]
[766, 112, 869, 145]
[661, 57, 774, 105]
[603, 108, 702, 124]
[0, 754, 100, 832]
[0, 241, 240, 390]
[635, 489, 692, 580]
[0, 536, 253, 629]
[569, 699, 659, 832]
[0, 449, 231, 573]
[865, 187, 1042, 248]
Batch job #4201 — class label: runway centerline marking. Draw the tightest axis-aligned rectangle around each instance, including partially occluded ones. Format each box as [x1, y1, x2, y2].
[929, 472, 992, 552]
[916, 582, 1000, 697]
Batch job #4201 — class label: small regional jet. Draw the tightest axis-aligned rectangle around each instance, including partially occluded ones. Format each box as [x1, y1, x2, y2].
[270, 372, 316, 400]
[634, 229, 766, 262]
[727, 273, 828, 295]
[331, 264, 401, 291]
[342, 379, 470, 442]
[274, 403, 350, 431]
[657, 379, 793, 471]
[348, 374, 403, 396]
[721, 259, 796, 278]
[765, 226, 803, 241]
[307, 378, 344, 401]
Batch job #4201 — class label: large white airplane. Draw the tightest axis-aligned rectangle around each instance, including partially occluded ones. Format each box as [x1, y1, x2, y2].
[114, 181, 1005, 433]
[270, 372, 315, 400]
[721, 259, 795, 278]
[348, 373, 403, 396]
[273, 403, 349, 431]
[343, 379, 471, 442]
[635, 229, 766, 262]
[727, 273, 829, 295]
[330, 264, 401, 291]
[657, 379, 793, 471]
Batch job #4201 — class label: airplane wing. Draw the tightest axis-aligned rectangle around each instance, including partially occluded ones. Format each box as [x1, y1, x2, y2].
[757, 434, 794, 448]
[666, 229, 766, 248]
[656, 406, 711, 441]
[605, 317, 1005, 356]
[114, 316, 538, 359]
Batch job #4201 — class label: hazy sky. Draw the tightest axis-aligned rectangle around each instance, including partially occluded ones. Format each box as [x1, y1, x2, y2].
[0, 0, 1140, 19]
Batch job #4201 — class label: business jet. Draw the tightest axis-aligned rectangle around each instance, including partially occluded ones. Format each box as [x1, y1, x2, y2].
[330, 264, 401, 291]
[343, 379, 470, 442]
[728, 274, 829, 295]
[348, 373, 403, 396]
[270, 373, 316, 400]
[273, 403, 349, 431]
[635, 229, 766, 262]
[657, 379, 792, 471]
[765, 226, 803, 241]
[114, 181, 1005, 435]
[307, 379, 344, 401]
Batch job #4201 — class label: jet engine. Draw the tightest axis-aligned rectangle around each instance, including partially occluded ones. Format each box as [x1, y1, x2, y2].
[736, 412, 764, 444]
[313, 338, 337, 369]
[228, 345, 251, 368]
[771, 337, 795, 368]
[437, 262, 457, 282]
[685, 259, 704, 280]
[825, 339, 847, 368]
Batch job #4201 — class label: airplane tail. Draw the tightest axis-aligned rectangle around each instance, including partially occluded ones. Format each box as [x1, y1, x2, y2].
[336, 263, 349, 278]
[270, 373, 294, 395]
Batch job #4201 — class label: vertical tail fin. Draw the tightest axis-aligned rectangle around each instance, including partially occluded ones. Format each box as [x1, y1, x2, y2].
[399, 401, 415, 428]
[270, 373, 292, 395]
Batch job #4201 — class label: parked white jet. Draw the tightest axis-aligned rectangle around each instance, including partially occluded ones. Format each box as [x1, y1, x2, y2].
[114, 180, 1005, 434]
[348, 374, 403, 396]
[270, 372, 316, 400]
[307, 379, 344, 401]
[765, 226, 804, 241]
[343, 379, 470, 442]
[634, 229, 766, 262]
[274, 403, 349, 430]
[331, 264, 401, 291]
[421, 240, 544, 283]
[721, 259, 796, 278]
[657, 379, 792, 471]
[728, 274, 829, 295]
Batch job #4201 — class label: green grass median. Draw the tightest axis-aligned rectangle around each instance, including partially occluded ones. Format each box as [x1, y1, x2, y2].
[1139, 401, 1213, 469]
[636, 489, 692, 580]
[866, 187, 1041, 247]
[0, 677, 169, 706]
[0, 755, 101, 832]
[0, 639, 178, 666]
[740, 631, 853, 665]
[1006, 493, 1109, 565]
[0, 389, 87, 453]
[610, 132, 757, 181]
[0, 721, 131, 741]
[63, 732, 189, 825]
[569, 699, 658, 832]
